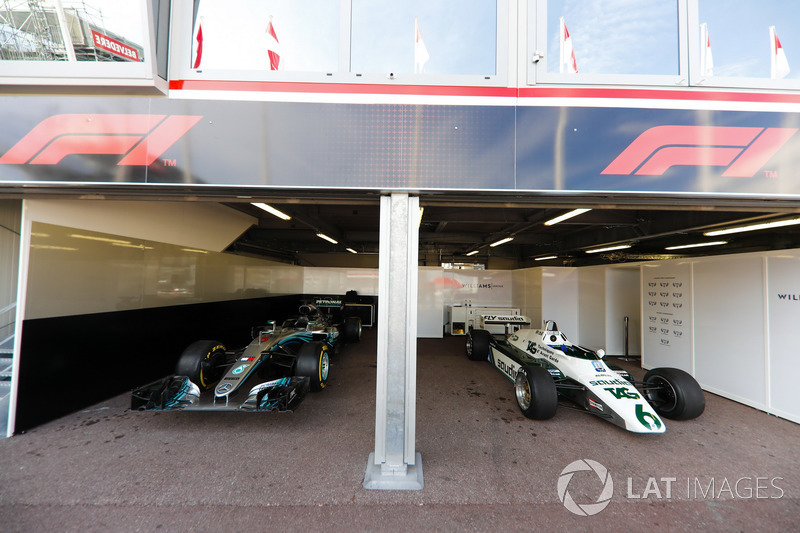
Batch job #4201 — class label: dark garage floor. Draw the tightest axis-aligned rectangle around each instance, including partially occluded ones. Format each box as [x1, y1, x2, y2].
[1, 329, 798, 532]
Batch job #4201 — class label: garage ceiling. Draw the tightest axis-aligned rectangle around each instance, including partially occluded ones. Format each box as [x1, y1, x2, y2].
[223, 192, 800, 268]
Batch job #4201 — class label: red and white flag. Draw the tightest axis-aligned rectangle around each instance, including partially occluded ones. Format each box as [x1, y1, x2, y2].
[560, 16, 578, 74]
[415, 17, 430, 74]
[770, 26, 790, 79]
[266, 17, 280, 71]
[192, 20, 203, 69]
[700, 22, 713, 77]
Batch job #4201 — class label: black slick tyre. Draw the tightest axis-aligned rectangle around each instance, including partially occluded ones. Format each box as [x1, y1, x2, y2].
[175, 340, 227, 391]
[344, 316, 362, 343]
[515, 365, 558, 420]
[643, 367, 705, 420]
[466, 329, 491, 361]
[296, 342, 330, 392]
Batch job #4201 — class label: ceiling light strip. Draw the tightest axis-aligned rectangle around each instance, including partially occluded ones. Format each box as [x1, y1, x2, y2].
[252, 202, 291, 220]
[665, 241, 727, 251]
[544, 208, 591, 226]
[585, 244, 631, 254]
[489, 237, 514, 247]
[317, 233, 339, 244]
[703, 217, 800, 236]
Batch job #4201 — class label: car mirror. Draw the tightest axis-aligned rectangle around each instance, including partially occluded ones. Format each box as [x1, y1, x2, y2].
[596, 349, 606, 359]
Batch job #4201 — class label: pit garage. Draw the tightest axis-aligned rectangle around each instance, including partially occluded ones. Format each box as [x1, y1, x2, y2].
[2, 0, 800, 526]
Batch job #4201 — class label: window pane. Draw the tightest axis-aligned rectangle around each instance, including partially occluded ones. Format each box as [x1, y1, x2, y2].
[698, 0, 800, 79]
[192, 0, 338, 72]
[547, 0, 679, 75]
[1, 1, 146, 62]
[351, 0, 496, 75]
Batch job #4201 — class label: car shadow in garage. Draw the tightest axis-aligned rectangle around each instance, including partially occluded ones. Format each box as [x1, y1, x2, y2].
[0, 328, 798, 531]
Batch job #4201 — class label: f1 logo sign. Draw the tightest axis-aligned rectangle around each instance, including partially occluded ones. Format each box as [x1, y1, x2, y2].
[601, 125, 797, 177]
[0, 114, 202, 166]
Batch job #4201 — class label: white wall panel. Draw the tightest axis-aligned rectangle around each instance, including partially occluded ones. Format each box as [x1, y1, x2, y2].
[25, 200, 255, 252]
[693, 255, 766, 409]
[605, 266, 641, 356]
[26, 222, 301, 319]
[641, 261, 693, 371]
[302, 267, 378, 296]
[541, 267, 578, 340]
[440, 270, 513, 308]
[577, 267, 605, 349]
[766, 253, 800, 422]
[512, 267, 542, 324]
[418, 267, 445, 338]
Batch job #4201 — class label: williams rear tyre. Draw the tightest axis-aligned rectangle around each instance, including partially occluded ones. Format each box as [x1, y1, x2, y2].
[466, 329, 491, 361]
[344, 316, 362, 343]
[175, 340, 227, 391]
[296, 342, 330, 392]
[643, 367, 705, 420]
[515, 365, 558, 420]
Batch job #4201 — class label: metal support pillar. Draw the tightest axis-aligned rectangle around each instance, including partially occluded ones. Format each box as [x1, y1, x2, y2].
[363, 193, 423, 490]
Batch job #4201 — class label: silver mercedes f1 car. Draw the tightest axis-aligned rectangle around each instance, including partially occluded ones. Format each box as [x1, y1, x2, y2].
[466, 316, 704, 433]
[131, 299, 362, 413]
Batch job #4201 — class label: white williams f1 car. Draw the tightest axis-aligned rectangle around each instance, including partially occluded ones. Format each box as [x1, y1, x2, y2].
[466, 317, 704, 433]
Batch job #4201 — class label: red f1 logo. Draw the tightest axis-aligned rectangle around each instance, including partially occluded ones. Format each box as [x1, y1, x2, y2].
[601, 125, 797, 177]
[0, 114, 202, 166]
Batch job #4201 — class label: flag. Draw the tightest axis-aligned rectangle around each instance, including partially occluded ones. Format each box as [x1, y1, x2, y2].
[560, 16, 578, 74]
[192, 21, 203, 69]
[770, 26, 790, 79]
[700, 22, 713, 77]
[266, 18, 280, 71]
[414, 17, 430, 74]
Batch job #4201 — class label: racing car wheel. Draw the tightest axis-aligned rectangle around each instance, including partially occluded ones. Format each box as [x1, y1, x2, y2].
[175, 340, 228, 391]
[466, 329, 491, 361]
[515, 365, 558, 420]
[642, 367, 705, 420]
[296, 342, 330, 392]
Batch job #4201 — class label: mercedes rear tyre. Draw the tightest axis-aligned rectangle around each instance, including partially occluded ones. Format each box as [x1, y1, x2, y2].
[175, 340, 227, 391]
[515, 365, 558, 420]
[643, 367, 705, 420]
[344, 316, 362, 343]
[296, 342, 330, 392]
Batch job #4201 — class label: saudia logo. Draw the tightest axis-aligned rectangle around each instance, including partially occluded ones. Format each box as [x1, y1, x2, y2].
[0, 114, 202, 166]
[602, 125, 797, 177]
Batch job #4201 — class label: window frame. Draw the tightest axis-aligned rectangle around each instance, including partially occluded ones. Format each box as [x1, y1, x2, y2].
[527, 0, 689, 87]
[0, 0, 165, 93]
[169, 0, 510, 88]
[686, 0, 800, 90]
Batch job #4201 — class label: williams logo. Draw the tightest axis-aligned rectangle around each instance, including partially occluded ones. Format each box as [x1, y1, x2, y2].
[602, 125, 797, 177]
[777, 293, 800, 301]
[0, 114, 202, 166]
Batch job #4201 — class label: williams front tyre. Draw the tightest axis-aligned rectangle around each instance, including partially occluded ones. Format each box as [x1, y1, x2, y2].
[643, 367, 705, 420]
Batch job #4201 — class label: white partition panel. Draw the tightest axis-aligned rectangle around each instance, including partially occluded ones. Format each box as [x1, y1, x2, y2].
[605, 266, 641, 356]
[766, 253, 800, 423]
[641, 261, 693, 371]
[418, 267, 445, 338]
[693, 256, 766, 409]
[577, 267, 605, 349]
[441, 270, 513, 308]
[512, 267, 542, 324]
[541, 267, 578, 339]
[302, 267, 379, 296]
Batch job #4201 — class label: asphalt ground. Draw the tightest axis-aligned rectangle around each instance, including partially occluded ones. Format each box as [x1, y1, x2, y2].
[1, 329, 798, 532]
